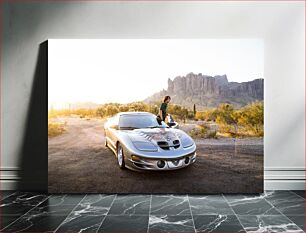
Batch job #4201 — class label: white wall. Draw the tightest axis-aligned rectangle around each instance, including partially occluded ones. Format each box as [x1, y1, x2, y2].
[1, 1, 304, 190]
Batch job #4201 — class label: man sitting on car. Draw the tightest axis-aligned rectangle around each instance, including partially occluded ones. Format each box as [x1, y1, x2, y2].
[157, 95, 171, 124]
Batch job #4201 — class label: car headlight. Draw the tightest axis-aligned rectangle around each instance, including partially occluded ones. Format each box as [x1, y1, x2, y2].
[133, 141, 158, 152]
[181, 135, 194, 148]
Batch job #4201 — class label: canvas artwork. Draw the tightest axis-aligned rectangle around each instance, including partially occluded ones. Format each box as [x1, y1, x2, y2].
[48, 39, 264, 193]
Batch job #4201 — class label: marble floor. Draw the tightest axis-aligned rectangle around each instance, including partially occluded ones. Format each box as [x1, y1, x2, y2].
[0, 190, 304, 232]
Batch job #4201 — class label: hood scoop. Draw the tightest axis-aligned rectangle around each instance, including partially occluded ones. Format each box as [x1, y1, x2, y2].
[130, 129, 181, 150]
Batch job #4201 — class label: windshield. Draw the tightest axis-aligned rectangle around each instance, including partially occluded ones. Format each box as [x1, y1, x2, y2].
[119, 114, 168, 129]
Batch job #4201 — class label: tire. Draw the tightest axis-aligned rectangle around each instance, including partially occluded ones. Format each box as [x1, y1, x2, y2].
[116, 143, 126, 169]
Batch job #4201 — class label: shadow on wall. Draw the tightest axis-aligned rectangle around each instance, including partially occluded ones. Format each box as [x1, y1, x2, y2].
[18, 41, 48, 191]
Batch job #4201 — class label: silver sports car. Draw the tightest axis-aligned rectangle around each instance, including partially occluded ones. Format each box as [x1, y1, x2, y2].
[104, 112, 196, 171]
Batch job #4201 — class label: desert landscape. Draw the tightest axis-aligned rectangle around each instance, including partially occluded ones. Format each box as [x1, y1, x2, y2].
[48, 116, 263, 193]
[48, 72, 264, 193]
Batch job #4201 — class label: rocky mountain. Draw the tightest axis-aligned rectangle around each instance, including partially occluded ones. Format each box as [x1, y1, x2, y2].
[144, 72, 264, 109]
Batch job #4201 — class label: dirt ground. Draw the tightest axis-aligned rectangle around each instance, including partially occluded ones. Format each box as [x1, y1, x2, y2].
[48, 117, 263, 194]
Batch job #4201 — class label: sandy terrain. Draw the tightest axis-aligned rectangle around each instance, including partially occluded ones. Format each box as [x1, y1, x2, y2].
[48, 117, 263, 193]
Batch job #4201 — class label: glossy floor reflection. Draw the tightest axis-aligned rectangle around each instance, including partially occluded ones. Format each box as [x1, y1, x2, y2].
[0, 191, 304, 232]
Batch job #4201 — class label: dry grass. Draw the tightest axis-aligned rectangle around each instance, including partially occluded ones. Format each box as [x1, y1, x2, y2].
[48, 121, 66, 138]
[189, 124, 218, 139]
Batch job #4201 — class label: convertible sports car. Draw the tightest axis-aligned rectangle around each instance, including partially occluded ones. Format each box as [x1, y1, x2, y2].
[104, 112, 196, 171]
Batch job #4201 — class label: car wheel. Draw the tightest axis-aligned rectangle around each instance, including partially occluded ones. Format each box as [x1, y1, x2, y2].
[116, 143, 125, 169]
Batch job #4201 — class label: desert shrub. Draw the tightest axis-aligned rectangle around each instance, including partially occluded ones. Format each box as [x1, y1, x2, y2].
[96, 107, 106, 118]
[104, 105, 119, 116]
[189, 127, 206, 139]
[49, 108, 97, 119]
[193, 101, 263, 138]
[48, 122, 66, 137]
[218, 124, 239, 137]
[207, 130, 218, 139]
[48, 109, 72, 119]
[119, 105, 129, 112]
[195, 109, 217, 121]
[187, 111, 195, 119]
[215, 104, 238, 125]
[148, 104, 159, 115]
[238, 101, 264, 136]
[167, 104, 190, 122]
[49, 101, 197, 122]
[127, 102, 149, 112]
[189, 123, 217, 139]
[48, 100, 263, 138]
[195, 111, 205, 121]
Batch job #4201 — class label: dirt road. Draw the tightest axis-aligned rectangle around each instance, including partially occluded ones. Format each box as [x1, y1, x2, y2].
[48, 117, 263, 193]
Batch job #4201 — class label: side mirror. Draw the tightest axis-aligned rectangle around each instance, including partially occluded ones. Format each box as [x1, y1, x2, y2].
[110, 124, 119, 130]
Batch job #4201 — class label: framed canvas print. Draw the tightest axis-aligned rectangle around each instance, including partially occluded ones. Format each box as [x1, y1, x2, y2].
[48, 39, 264, 193]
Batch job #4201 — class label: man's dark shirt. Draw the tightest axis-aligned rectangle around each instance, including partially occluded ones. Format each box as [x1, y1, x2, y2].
[160, 102, 168, 121]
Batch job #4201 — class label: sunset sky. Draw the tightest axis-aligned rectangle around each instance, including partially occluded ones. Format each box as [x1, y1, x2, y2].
[48, 39, 264, 109]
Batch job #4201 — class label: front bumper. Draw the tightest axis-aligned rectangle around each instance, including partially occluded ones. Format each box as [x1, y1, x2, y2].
[126, 151, 196, 171]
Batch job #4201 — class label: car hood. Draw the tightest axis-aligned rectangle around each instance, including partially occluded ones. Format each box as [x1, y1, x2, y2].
[127, 128, 181, 145]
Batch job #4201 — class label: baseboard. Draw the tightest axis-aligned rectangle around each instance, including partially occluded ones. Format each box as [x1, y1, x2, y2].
[264, 167, 305, 190]
[0, 167, 44, 191]
[264, 180, 305, 190]
[0, 179, 21, 190]
[1, 167, 305, 191]
[0, 167, 21, 190]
